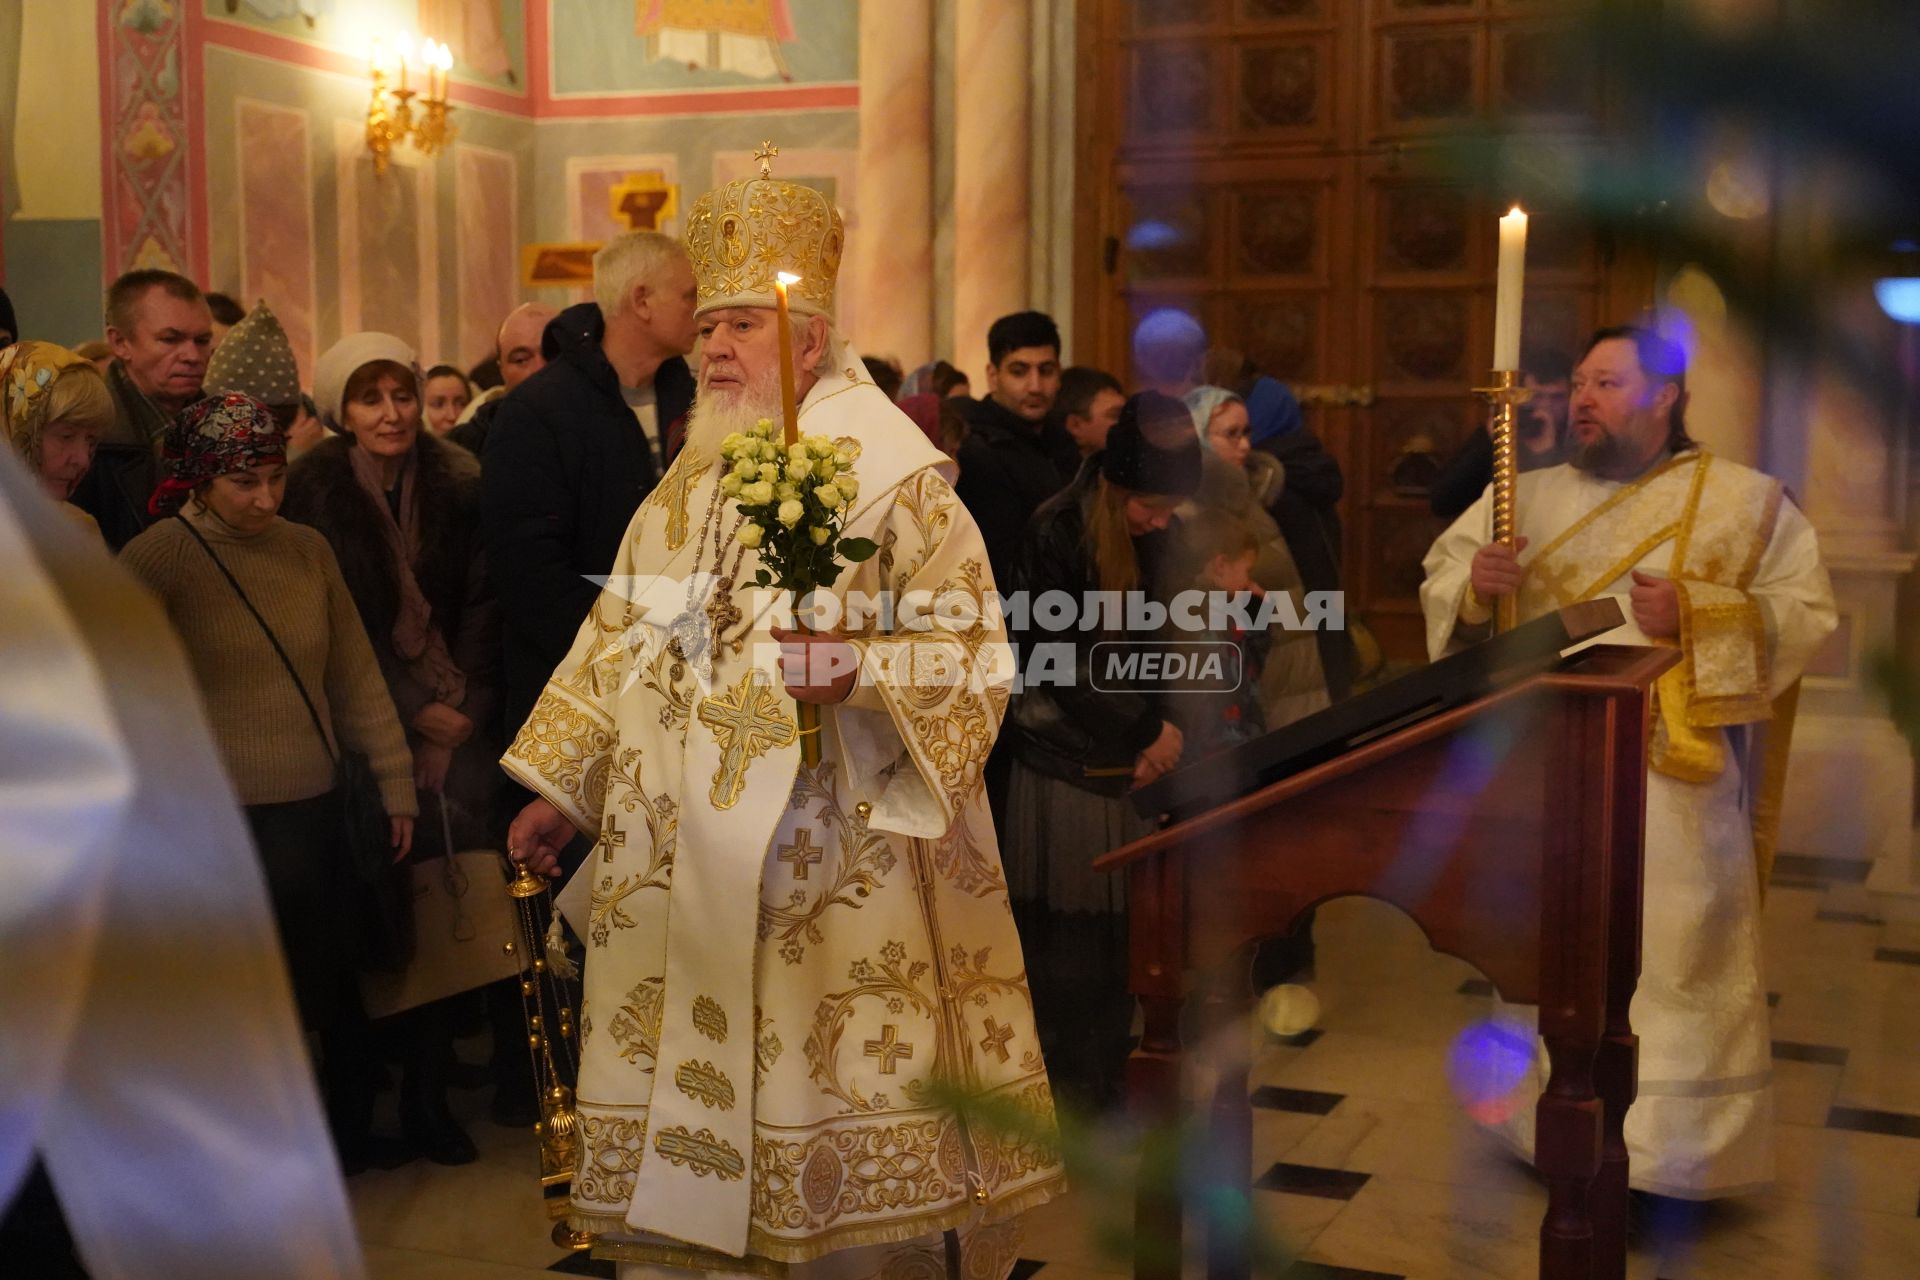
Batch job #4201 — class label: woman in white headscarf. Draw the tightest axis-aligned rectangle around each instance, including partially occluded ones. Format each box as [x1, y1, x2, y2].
[1177, 384, 1330, 729]
[284, 332, 502, 1166]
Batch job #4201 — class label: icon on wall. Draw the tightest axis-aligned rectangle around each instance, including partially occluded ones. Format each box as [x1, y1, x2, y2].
[419, 0, 516, 84]
[521, 243, 600, 289]
[635, 0, 795, 82]
[609, 172, 679, 232]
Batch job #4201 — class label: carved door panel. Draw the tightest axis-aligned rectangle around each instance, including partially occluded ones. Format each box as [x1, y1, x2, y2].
[1082, 0, 1626, 665]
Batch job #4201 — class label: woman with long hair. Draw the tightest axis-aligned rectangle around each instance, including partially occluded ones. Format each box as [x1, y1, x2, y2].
[1001, 390, 1201, 1110]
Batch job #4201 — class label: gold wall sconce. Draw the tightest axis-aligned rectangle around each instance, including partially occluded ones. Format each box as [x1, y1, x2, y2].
[367, 34, 455, 175]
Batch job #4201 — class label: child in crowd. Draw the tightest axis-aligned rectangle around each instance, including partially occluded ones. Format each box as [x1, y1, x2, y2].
[1168, 506, 1270, 759]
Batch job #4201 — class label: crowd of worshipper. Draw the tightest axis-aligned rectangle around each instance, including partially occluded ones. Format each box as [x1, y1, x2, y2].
[0, 248, 1582, 1160]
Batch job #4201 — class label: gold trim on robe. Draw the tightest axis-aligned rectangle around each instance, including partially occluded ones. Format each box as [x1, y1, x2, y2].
[501, 365, 1064, 1271]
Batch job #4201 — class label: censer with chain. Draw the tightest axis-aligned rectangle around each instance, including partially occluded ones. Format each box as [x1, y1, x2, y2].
[505, 864, 592, 1250]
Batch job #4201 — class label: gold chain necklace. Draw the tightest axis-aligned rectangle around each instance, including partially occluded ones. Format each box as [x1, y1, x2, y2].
[667, 464, 749, 671]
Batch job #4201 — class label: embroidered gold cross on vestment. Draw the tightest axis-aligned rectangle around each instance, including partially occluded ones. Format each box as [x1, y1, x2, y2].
[864, 1024, 913, 1075]
[979, 1018, 1014, 1064]
[695, 669, 797, 810]
[777, 828, 824, 880]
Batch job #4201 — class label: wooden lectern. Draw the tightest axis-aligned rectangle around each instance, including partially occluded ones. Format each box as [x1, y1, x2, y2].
[1094, 617, 1677, 1280]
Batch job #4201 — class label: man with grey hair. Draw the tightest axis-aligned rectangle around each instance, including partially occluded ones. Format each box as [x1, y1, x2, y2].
[503, 154, 1063, 1280]
[482, 230, 698, 769]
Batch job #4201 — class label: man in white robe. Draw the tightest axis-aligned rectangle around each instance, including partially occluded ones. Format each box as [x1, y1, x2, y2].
[1419, 326, 1836, 1200]
[505, 158, 1064, 1278]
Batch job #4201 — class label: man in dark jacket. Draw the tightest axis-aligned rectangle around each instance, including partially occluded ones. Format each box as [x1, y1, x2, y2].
[77, 270, 213, 548]
[954, 311, 1078, 585]
[481, 232, 698, 751]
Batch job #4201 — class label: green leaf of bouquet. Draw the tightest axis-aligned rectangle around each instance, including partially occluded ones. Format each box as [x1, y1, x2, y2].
[839, 536, 879, 562]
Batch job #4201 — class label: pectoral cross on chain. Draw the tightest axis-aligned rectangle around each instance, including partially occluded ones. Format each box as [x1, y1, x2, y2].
[695, 669, 798, 810]
[705, 584, 743, 655]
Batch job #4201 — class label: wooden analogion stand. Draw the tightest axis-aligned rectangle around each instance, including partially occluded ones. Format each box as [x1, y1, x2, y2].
[1097, 605, 1676, 1280]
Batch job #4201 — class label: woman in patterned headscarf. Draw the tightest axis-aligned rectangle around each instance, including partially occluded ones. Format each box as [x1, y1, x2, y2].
[2, 340, 118, 533]
[119, 392, 419, 1174]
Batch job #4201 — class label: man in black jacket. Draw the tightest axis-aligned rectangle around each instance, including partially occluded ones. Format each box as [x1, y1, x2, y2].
[481, 231, 698, 752]
[954, 311, 1077, 585]
[953, 311, 1077, 836]
[78, 270, 214, 549]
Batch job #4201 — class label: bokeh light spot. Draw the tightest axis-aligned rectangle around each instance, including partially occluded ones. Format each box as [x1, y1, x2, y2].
[1447, 1017, 1534, 1125]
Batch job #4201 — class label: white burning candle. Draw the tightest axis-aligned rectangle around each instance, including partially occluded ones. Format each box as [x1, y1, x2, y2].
[1493, 206, 1528, 372]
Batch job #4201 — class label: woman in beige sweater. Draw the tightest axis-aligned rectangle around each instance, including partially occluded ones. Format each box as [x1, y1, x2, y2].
[120, 392, 417, 1172]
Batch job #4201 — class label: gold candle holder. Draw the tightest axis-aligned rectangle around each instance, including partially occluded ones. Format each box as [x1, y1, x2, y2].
[1473, 369, 1533, 633]
[506, 862, 588, 1247]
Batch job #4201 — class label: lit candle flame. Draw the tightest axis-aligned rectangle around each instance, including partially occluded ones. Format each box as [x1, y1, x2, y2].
[776, 271, 801, 285]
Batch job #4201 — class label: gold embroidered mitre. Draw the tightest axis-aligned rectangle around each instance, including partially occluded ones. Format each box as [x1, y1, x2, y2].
[683, 145, 843, 318]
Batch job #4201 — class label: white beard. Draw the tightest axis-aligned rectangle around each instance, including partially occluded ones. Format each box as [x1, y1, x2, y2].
[684, 362, 784, 455]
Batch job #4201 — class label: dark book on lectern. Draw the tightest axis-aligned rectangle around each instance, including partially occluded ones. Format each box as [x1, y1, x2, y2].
[1130, 598, 1627, 823]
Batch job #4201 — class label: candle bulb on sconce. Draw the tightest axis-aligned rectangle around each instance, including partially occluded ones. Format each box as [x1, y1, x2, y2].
[365, 30, 456, 174]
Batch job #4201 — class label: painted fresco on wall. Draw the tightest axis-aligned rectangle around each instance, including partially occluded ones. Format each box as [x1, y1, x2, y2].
[226, 0, 331, 22]
[549, 0, 854, 97]
[456, 144, 520, 364]
[636, 0, 793, 80]
[205, 0, 527, 91]
[108, 0, 196, 277]
[333, 119, 441, 362]
[235, 98, 318, 377]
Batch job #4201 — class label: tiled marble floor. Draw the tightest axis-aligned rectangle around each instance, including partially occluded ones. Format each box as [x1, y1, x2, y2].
[352, 861, 1920, 1279]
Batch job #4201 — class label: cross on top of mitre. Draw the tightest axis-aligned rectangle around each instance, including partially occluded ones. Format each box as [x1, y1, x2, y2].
[754, 141, 780, 179]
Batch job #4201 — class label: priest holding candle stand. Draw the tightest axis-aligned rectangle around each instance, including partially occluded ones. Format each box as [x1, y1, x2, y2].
[502, 146, 1063, 1278]
[1419, 210, 1838, 1202]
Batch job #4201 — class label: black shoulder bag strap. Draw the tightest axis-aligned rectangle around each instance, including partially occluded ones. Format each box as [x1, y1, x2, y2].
[174, 513, 340, 767]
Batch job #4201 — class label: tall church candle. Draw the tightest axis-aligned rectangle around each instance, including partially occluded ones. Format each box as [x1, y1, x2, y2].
[1494, 207, 1528, 372]
[774, 273, 801, 446]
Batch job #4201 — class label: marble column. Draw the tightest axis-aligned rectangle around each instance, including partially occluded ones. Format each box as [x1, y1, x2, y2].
[1779, 294, 1917, 919]
[951, 0, 1032, 387]
[848, 0, 933, 369]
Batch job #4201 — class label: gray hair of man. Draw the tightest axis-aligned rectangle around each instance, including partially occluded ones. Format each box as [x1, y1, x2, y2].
[788, 310, 850, 379]
[592, 230, 688, 318]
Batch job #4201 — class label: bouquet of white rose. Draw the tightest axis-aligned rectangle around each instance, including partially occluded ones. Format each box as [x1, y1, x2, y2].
[719, 419, 877, 765]
[719, 417, 878, 593]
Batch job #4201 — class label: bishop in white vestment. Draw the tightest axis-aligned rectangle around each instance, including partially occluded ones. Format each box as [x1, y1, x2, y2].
[504, 159, 1064, 1278]
[1420, 328, 1836, 1199]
